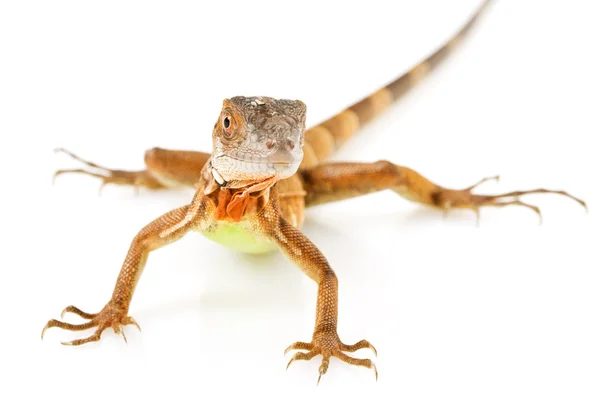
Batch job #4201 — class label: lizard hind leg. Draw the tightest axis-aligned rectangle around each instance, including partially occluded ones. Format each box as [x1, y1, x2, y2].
[301, 162, 587, 225]
[437, 182, 587, 225]
[468, 188, 587, 225]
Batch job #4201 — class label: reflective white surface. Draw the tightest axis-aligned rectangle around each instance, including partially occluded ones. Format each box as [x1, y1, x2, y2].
[1, 1, 598, 399]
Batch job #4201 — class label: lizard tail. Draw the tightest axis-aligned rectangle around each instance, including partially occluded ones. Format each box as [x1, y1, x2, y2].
[300, 0, 494, 168]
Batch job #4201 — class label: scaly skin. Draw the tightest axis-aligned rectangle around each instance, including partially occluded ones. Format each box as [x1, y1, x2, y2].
[43, 0, 586, 383]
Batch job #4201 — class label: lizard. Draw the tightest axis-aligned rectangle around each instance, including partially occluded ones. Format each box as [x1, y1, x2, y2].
[41, 0, 586, 383]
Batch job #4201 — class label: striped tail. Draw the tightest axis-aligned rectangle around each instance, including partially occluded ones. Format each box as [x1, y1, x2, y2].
[300, 0, 493, 168]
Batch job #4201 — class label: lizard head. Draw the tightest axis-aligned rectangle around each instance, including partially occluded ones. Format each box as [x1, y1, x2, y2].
[210, 96, 307, 185]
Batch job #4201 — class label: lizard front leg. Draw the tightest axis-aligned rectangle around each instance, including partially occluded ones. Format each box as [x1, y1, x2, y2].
[42, 197, 208, 345]
[53, 147, 211, 192]
[300, 161, 586, 223]
[258, 202, 377, 383]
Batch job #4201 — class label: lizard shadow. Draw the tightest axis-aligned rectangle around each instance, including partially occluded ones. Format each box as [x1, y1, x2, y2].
[395, 206, 479, 228]
[135, 251, 308, 321]
[134, 283, 307, 323]
[306, 205, 476, 232]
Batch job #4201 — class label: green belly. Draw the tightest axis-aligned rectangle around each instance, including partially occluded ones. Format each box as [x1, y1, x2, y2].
[199, 221, 277, 254]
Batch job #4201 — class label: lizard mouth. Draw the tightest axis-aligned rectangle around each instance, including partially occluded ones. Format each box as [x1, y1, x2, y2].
[220, 146, 302, 165]
[213, 153, 301, 181]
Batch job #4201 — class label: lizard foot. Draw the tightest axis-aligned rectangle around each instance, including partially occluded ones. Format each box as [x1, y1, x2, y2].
[435, 175, 587, 225]
[285, 335, 377, 384]
[41, 302, 141, 346]
[53, 148, 164, 194]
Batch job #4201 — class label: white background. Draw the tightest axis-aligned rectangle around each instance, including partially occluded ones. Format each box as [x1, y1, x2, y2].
[1, 1, 599, 399]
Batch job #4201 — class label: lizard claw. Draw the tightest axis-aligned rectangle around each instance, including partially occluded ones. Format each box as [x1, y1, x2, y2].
[60, 305, 97, 320]
[284, 341, 312, 355]
[340, 339, 378, 356]
[285, 336, 377, 383]
[128, 316, 142, 332]
[435, 175, 586, 225]
[42, 302, 141, 346]
[317, 364, 327, 386]
[286, 349, 318, 370]
[119, 328, 128, 344]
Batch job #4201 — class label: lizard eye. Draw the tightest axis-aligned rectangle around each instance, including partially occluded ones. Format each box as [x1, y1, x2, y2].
[222, 115, 234, 138]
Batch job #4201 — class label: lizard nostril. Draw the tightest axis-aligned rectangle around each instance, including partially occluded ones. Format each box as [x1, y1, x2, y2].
[265, 140, 275, 150]
[286, 139, 295, 150]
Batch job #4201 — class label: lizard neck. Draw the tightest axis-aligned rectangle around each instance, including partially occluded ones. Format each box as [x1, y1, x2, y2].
[201, 160, 278, 222]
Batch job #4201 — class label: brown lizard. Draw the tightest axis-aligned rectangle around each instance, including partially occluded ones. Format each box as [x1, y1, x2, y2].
[42, 0, 586, 383]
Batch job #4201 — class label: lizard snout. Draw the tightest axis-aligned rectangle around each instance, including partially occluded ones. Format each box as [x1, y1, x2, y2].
[267, 146, 297, 165]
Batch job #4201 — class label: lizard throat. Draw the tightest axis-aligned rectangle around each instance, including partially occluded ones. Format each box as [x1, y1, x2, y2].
[202, 161, 278, 222]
